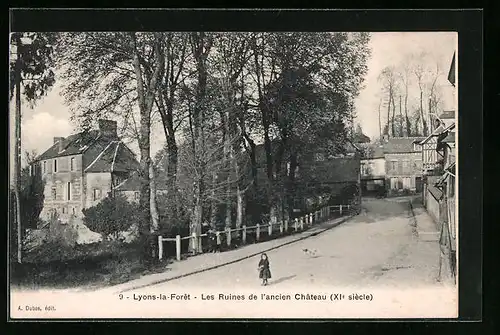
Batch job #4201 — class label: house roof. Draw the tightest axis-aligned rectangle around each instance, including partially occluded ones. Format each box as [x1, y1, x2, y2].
[35, 127, 140, 173]
[114, 171, 168, 192]
[439, 110, 455, 120]
[419, 123, 455, 144]
[114, 172, 142, 192]
[85, 141, 140, 173]
[36, 130, 102, 161]
[448, 52, 456, 86]
[382, 137, 425, 154]
[357, 143, 385, 159]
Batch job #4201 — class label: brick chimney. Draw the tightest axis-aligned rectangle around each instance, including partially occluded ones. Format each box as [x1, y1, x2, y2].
[98, 119, 118, 138]
[53, 137, 65, 152]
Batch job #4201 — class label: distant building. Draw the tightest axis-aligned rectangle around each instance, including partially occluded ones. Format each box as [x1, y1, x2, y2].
[356, 136, 424, 196]
[383, 137, 425, 196]
[357, 143, 386, 195]
[31, 120, 140, 222]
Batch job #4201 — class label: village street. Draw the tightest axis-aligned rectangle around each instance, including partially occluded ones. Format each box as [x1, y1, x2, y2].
[131, 197, 451, 291]
[10, 197, 457, 319]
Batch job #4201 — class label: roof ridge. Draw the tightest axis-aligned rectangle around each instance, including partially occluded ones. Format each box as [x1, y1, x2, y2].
[84, 140, 115, 172]
[114, 171, 138, 190]
[110, 141, 121, 172]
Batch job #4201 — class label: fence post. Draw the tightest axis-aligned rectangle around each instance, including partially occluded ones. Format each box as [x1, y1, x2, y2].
[309, 213, 313, 225]
[300, 217, 304, 230]
[256, 224, 261, 241]
[268, 222, 272, 236]
[294, 218, 298, 232]
[285, 219, 289, 232]
[176, 235, 181, 261]
[191, 232, 198, 254]
[216, 231, 221, 245]
[158, 235, 163, 260]
[242, 226, 247, 244]
[280, 221, 284, 234]
[340, 205, 343, 216]
[226, 228, 231, 247]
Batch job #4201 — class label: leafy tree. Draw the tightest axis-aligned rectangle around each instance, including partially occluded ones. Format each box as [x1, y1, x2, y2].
[9, 33, 57, 104]
[353, 124, 370, 143]
[9, 32, 57, 263]
[82, 195, 138, 240]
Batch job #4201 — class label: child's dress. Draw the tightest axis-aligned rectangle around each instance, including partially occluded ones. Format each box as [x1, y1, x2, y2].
[258, 258, 272, 280]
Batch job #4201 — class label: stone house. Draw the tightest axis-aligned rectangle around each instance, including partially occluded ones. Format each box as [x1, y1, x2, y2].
[32, 119, 140, 223]
[382, 137, 425, 196]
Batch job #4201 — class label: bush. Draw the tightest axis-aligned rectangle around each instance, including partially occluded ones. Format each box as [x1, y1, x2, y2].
[47, 211, 78, 247]
[82, 194, 138, 240]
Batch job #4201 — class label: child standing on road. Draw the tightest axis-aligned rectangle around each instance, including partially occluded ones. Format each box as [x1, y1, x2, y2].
[258, 253, 272, 286]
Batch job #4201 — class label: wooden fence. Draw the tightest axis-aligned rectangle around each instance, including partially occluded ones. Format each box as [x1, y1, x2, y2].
[158, 204, 352, 261]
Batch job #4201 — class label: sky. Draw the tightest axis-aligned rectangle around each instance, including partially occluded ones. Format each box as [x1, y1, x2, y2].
[9, 32, 457, 172]
[354, 32, 457, 139]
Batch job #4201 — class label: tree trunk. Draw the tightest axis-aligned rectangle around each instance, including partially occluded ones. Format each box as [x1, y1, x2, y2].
[428, 98, 433, 133]
[130, 32, 165, 261]
[14, 33, 22, 264]
[209, 171, 218, 228]
[399, 95, 403, 137]
[420, 91, 428, 136]
[391, 94, 396, 137]
[404, 86, 410, 136]
[386, 93, 391, 137]
[149, 159, 160, 233]
[189, 32, 210, 253]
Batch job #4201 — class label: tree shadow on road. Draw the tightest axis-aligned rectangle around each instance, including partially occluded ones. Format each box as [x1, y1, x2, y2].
[267, 275, 296, 286]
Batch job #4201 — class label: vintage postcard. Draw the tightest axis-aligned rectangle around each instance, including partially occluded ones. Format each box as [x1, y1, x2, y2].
[9, 24, 459, 319]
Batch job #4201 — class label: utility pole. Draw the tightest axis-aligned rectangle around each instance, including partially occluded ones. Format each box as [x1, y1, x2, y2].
[13, 33, 23, 264]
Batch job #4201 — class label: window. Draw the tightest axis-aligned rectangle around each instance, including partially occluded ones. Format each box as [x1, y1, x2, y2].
[402, 160, 410, 173]
[390, 161, 397, 171]
[67, 182, 71, 201]
[134, 191, 140, 200]
[62, 207, 66, 214]
[390, 177, 398, 190]
[43, 161, 47, 174]
[53, 159, 58, 173]
[51, 186, 57, 200]
[72, 207, 76, 215]
[402, 177, 411, 189]
[397, 161, 403, 174]
[93, 189, 102, 201]
[70, 157, 75, 171]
